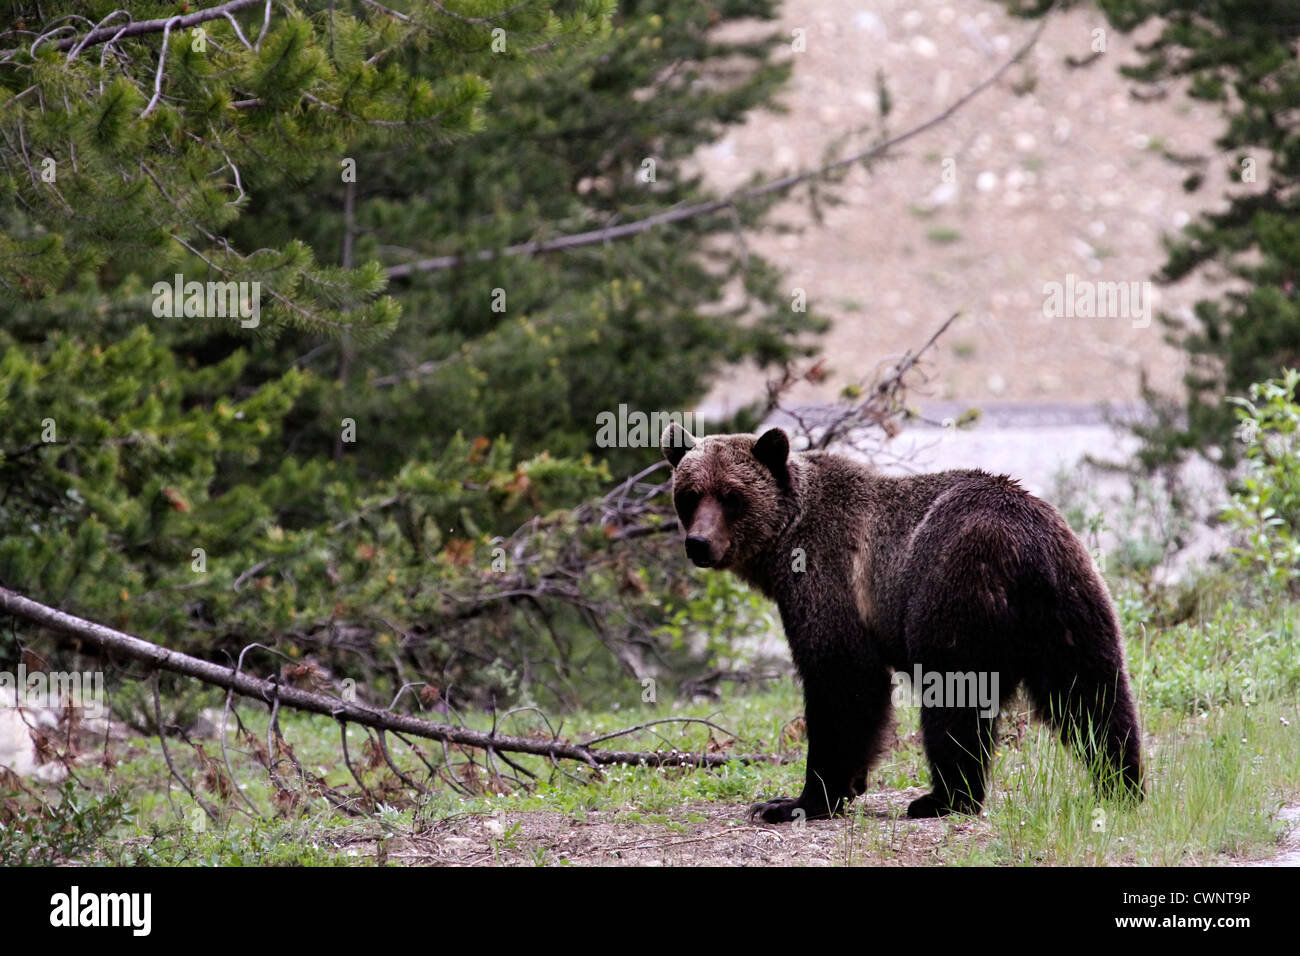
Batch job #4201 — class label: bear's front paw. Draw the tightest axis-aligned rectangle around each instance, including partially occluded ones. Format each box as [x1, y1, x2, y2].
[906, 792, 980, 819]
[748, 797, 803, 824]
[748, 796, 833, 825]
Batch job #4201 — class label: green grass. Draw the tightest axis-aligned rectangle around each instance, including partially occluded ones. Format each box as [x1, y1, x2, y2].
[946, 701, 1297, 865]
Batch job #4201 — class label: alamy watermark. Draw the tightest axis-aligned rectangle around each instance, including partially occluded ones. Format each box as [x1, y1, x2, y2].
[49, 886, 151, 936]
[1, 665, 106, 719]
[152, 274, 260, 328]
[596, 405, 704, 448]
[891, 665, 1000, 718]
[1042, 273, 1152, 329]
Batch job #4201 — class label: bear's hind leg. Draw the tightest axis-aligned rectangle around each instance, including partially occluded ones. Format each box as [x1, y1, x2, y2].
[908, 705, 997, 818]
[1030, 667, 1143, 803]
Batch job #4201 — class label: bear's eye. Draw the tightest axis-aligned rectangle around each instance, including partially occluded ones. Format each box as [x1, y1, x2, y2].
[719, 491, 744, 513]
[676, 490, 699, 514]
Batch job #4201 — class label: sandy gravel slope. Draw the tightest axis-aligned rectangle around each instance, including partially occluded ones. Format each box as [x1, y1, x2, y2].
[695, 1, 1235, 413]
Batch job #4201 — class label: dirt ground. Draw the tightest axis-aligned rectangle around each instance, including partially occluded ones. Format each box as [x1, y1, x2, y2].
[696, 0, 1235, 416]
[362, 794, 1299, 867]
[378, 790, 981, 866]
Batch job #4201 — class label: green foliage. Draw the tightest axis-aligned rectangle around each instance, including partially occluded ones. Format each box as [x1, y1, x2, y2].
[108, 819, 356, 867]
[653, 568, 778, 665]
[0, 779, 133, 865]
[222, 0, 820, 480]
[1, 1, 823, 707]
[1, 0, 608, 333]
[1221, 369, 1300, 588]
[1128, 597, 1300, 714]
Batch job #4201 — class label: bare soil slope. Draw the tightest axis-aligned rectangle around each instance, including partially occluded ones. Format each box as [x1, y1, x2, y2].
[697, 2, 1229, 414]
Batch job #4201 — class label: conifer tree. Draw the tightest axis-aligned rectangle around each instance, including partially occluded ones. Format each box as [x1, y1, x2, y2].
[1011, 0, 1300, 466]
[0, 1, 826, 705]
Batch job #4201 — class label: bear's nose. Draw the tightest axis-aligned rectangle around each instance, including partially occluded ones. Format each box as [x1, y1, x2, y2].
[685, 536, 715, 567]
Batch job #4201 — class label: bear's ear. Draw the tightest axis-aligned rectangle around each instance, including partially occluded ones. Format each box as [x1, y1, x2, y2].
[661, 423, 695, 468]
[753, 427, 790, 485]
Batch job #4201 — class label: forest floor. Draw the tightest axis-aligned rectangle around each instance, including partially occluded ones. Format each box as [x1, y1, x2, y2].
[11, 645, 1299, 867]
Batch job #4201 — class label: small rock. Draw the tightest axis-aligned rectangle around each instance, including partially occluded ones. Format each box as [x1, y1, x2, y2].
[912, 36, 938, 59]
[929, 181, 959, 206]
[852, 11, 885, 38]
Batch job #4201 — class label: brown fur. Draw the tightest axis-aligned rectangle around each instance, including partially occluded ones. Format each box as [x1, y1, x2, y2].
[662, 425, 1143, 822]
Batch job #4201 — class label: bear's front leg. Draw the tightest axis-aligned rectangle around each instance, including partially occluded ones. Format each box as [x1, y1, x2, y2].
[749, 665, 893, 825]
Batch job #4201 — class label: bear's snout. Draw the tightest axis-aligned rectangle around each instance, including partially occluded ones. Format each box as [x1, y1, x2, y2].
[683, 497, 729, 567]
[685, 535, 718, 567]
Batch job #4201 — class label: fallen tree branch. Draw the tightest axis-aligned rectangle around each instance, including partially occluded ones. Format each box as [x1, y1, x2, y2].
[0, 587, 778, 770]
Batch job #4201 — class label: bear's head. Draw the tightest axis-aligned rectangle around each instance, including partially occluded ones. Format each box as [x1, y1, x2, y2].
[660, 424, 796, 570]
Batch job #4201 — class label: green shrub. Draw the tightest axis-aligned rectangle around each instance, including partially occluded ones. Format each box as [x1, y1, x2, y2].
[1221, 369, 1300, 589]
[0, 780, 132, 866]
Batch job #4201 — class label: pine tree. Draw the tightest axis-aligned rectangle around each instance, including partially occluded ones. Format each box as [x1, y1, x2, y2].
[1, 0, 609, 333]
[1009, 0, 1300, 467]
[216, 0, 821, 478]
[0, 1, 826, 706]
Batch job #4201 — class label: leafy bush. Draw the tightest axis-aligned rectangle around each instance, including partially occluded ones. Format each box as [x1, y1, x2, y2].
[0, 779, 132, 866]
[1127, 599, 1300, 714]
[1221, 369, 1300, 589]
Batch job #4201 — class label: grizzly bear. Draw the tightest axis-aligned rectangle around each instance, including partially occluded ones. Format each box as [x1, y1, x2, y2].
[661, 424, 1142, 822]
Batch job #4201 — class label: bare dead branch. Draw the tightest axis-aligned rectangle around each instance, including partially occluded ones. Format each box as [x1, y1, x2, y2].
[151, 672, 219, 824]
[46, 0, 264, 53]
[0, 587, 778, 770]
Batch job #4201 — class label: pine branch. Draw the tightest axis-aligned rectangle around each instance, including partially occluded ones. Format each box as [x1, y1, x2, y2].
[385, 16, 1048, 279]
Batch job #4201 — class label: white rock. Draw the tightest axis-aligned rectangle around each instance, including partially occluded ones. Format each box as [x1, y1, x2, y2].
[976, 171, 998, 192]
[853, 90, 879, 112]
[0, 689, 65, 782]
[929, 181, 959, 206]
[852, 11, 885, 37]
